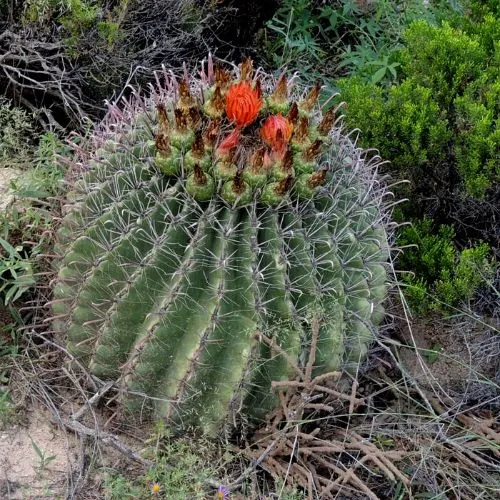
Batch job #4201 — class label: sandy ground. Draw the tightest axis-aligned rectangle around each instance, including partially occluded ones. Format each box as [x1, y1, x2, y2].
[0, 405, 78, 499]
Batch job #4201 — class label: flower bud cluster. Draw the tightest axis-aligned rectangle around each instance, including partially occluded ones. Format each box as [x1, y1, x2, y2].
[155, 58, 337, 206]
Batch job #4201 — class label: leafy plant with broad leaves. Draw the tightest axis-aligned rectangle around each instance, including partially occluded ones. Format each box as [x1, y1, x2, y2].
[0, 238, 35, 306]
[262, 0, 461, 84]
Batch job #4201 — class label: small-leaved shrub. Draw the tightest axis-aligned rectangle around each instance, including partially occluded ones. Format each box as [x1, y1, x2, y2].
[398, 219, 493, 312]
[398, 19, 499, 198]
[338, 77, 450, 195]
[0, 97, 34, 164]
[0, 390, 16, 430]
[399, 20, 486, 109]
[453, 84, 500, 197]
[340, 16, 499, 201]
[336, 7, 499, 313]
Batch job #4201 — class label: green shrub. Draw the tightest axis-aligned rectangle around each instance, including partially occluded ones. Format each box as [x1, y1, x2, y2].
[262, 0, 460, 84]
[337, 11, 499, 314]
[0, 97, 34, 163]
[0, 130, 65, 306]
[461, 0, 500, 21]
[435, 244, 493, 307]
[24, 0, 99, 33]
[399, 18, 499, 198]
[338, 77, 450, 181]
[340, 14, 499, 199]
[399, 219, 455, 283]
[23, 0, 59, 23]
[60, 0, 98, 33]
[400, 20, 486, 108]
[0, 390, 16, 429]
[9, 132, 67, 198]
[398, 219, 493, 312]
[0, 237, 35, 306]
[459, 11, 500, 53]
[97, 20, 122, 46]
[454, 90, 500, 197]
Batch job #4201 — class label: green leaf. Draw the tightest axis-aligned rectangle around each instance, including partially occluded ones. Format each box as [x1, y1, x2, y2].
[30, 439, 44, 460]
[0, 238, 18, 257]
[45, 455, 57, 464]
[388, 63, 400, 79]
[14, 188, 52, 199]
[371, 67, 387, 84]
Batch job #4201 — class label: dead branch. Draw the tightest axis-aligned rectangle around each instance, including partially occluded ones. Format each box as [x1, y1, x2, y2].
[245, 329, 411, 498]
[0, 29, 88, 129]
[59, 417, 152, 466]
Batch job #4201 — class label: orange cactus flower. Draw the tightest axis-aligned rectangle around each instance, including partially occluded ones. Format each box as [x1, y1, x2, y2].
[226, 82, 262, 128]
[260, 114, 293, 151]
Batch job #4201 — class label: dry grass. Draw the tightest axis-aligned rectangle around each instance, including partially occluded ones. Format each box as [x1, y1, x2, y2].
[235, 308, 499, 498]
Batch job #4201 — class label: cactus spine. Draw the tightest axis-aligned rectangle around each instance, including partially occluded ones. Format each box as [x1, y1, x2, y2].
[52, 57, 391, 435]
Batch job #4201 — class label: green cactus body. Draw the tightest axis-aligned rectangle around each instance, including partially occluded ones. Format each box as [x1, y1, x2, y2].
[242, 167, 267, 189]
[52, 58, 391, 435]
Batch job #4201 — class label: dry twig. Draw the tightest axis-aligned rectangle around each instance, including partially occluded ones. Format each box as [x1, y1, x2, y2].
[245, 320, 411, 498]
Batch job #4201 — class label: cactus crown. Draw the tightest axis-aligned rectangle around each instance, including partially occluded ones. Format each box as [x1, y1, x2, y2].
[52, 56, 392, 436]
[154, 56, 340, 207]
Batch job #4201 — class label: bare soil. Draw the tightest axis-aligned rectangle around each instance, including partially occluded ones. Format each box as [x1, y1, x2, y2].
[0, 405, 78, 499]
[395, 311, 499, 405]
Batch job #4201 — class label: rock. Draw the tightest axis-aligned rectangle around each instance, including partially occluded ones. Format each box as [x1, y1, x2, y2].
[0, 167, 21, 211]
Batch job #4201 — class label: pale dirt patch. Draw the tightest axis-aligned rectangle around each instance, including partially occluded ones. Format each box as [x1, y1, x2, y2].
[395, 311, 499, 403]
[0, 404, 78, 499]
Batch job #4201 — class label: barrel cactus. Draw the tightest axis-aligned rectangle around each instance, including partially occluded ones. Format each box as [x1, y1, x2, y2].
[51, 57, 391, 435]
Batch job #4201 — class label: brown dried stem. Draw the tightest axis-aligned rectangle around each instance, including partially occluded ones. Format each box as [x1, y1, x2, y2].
[246, 325, 410, 498]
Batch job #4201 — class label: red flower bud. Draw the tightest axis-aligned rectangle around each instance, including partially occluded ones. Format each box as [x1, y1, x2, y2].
[260, 115, 293, 152]
[216, 129, 240, 156]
